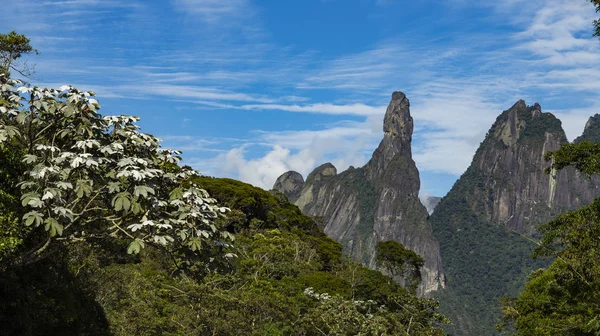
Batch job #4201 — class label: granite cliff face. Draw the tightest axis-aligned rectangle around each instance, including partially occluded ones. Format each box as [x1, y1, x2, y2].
[274, 92, 445, 295]
[575, 113, 600, 143]
[430, 101, 600, 335]
[452, 101, 599, 236]
[273, 171, 304, 204]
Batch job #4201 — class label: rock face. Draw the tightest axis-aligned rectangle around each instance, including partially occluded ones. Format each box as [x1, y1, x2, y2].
[274, 92, 445, 296]
[430, 101, 600, 335]
[575, 113, 600, 143]
[454, 101, 599, 235]
[272, 171, 304, 203]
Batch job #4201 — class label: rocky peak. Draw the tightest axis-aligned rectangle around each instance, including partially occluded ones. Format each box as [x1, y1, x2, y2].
[575, 114, 600, 144]
[430, 100, 600, 335]
[494, 100, 525, 147]
[306, 163, 337, 184]
[274, 92, 445, 296]
[273, 171, 304, 203]
[366, 92, 414, 180]
[380, 92, 412, 155]
[491, 100, 564, 148]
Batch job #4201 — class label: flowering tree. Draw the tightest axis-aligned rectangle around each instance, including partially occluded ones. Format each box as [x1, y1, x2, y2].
[0, 78, 231, 266]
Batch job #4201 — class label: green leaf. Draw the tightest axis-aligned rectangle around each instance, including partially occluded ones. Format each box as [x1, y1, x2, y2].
[23, 211, 43, 227]
[112, 192, 131, 212]
[134, 185, 154, 198]
[127, 239, 145, 254]
[63, 106, 74, 117]
[15, 111, 27, 124]
[44, 218, 63, 237]
[188, 238, 202, 252]
[56, 181, 73, 190]
[107, 182, 121, 193]
[22, 154, 38, 164]
[20, 191, 39, 206]
[75, 180, 92, 198]
[131, 200, 143, 215]
[169, 187, 183, 201]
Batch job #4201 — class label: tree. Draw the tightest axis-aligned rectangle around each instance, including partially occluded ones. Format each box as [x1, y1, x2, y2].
[498, 142, 600, 334]
[375, 240, 424, 293]
[0, 31, 38, 80]
[0, 79, 232, 269]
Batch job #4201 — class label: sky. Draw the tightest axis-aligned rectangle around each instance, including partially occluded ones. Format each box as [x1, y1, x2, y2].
[1, 0, 600, 197]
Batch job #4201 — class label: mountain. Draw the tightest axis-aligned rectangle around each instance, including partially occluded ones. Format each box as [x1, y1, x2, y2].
[273, 92, 445, 295]
[575, 113, 600, 143]
[430, 101, 600, 335]
[421, 196, 441, 215]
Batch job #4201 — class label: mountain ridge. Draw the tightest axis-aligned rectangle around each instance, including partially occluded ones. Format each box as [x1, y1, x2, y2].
[430, 100, 600, 334]
[274, 92, 445, 295]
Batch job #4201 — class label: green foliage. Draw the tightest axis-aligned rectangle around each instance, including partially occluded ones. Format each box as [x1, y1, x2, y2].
[194, 177, 321, 236]
[500, 197, 600, 335]
[0, 31, 38, 78]
[498, 135, 600, 335]
[0, 250, 110, 335]
[430, 165, 549, 335]
[375, 240, 424, 294]
[1, 176, 447, 335]
[591, 0, 600, 37]
[0, 146, 27, 260]
[516, 106, 565, 145]
[0, 81, 231, 268]
[545, 140, 600, 175]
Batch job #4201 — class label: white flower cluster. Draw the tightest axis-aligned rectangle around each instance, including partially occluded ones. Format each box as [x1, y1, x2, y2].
[303, 287, 332, 301]
[0, 80, 232, 255]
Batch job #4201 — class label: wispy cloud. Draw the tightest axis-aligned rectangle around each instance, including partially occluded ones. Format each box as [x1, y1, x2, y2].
[241, 103, 386, 116]
[172, 0, 253, 23]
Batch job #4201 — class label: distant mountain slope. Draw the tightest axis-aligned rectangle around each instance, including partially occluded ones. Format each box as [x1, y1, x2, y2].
[421, 196, 441, 215]
[274, 92, 445, 295]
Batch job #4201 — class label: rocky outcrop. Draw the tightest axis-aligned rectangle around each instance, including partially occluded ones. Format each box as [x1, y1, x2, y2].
[440, 101, 599, 236]
[430, 101, 600, 335]
[273, 171, 304, 203]
[274, 92, 445, 296]
[575, 113, 600, 144]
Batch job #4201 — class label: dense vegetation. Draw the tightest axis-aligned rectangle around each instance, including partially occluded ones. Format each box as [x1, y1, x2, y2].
[0, 173, 448, 335]
[429, 164, 549, 335]
[375, 241, 424, 294]
[517, 105, 566, 146]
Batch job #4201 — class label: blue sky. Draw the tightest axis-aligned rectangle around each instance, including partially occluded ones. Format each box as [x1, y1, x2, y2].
[2, 0, 600, 197]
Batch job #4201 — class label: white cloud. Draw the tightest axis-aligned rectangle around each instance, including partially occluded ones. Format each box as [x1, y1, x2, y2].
[125, 84, 274, 103]
[172, 0, 252, 23]
[241, 103, 386, 116]
[185, 118, 383, 189]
